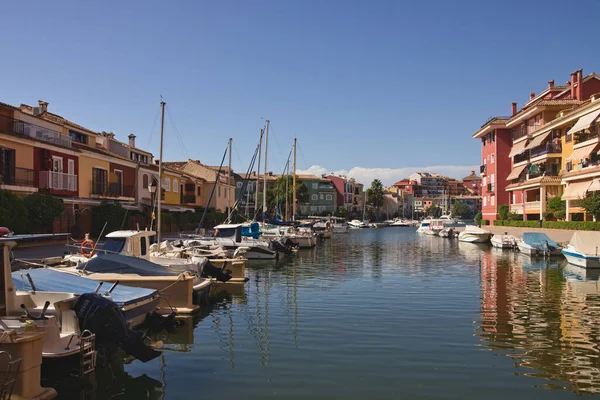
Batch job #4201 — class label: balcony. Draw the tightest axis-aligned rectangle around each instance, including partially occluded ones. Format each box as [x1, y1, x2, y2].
[0, 114, 71, 148]
[182, 195, 196, 204]
[513, 151, 529, 165]
[529, 143, 562, 159]
[511, 127, 529, 141]
[524, 201, 541, 211]
[91, 180, 134, 198]
[39, 171, 77, 192]
[480, 165, 486, 174]
[574, 131, 599, 147]
[509, 204, 523, 213]
[0, 167, 36, 187]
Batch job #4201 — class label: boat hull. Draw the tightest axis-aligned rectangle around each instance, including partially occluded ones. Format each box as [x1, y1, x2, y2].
[562, 249, 600, 269]
[458, 233, 491, 243]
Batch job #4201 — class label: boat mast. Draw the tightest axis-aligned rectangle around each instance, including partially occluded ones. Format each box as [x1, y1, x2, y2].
[157, 100, 165, 244]
[262, 120, 269, 216]
[227, 137, 232, 214]
[363, 191, 366, 221]
[256, 129, 263, 219]
[293, 138, 297, 221]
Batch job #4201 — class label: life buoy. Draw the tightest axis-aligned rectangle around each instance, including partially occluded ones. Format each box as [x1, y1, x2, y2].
[81, 239, 95, 258]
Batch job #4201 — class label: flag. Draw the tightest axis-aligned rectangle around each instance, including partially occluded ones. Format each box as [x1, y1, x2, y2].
[152, 211, 156, 220]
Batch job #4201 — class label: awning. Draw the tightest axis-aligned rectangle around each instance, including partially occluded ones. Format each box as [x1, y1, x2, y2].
[566, 143, 600, 162]
[567, 109, 600, 134]
[506, 164, 527, 181]
[524, 131, 552, 150]
[562, 180, 592, 201]
[508, 140, 528, 158]
[588, 178, 600, 192]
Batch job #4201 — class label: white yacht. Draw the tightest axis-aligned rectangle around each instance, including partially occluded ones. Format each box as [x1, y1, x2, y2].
[491, 233, 518, 249]
[562, 231, 600, 268]
[458, 226, 492, 243]
[347, 219, 367, 229]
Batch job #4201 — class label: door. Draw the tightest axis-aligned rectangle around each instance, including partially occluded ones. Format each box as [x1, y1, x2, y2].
[114, 170, 123, 197]
[67, 159, 75, 191]
[1, 149, 15, 185]
[52, 156, 63, 189]
[92, 168, 107, 195]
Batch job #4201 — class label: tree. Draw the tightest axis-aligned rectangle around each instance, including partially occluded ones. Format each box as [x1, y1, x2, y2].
[547, 195, 566, 212]
[498, 204, 510, 221]
[580, 193, 600, 220]
[23, 193, 64, 233]
[474, 212, 482, 226]
[0, 190, 29, 234]
[427, 206, 443, 218]
[451, 202, 472, 219]
[91, 202, 128, 238]
[336, 206, 346, 218]
[367, 179, 384, 222]
[266, 175, 308, 219]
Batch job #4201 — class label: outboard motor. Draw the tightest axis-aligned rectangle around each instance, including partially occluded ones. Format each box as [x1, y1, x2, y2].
[200, 260, 232, 282]
[74, 293, 161, 363]
[269, 237, 297, 254]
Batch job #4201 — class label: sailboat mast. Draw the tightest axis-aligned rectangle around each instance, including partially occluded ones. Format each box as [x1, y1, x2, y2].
[157, 100, 165, 244]
[292, 138, 297, 221]
[227, 138, 232, 213]
[256, 129, 263, 218]
[263, 120, 269, 214]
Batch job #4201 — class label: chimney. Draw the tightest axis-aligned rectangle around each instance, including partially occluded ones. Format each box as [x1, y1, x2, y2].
[529, 92, 535, 100]
[38, 100, 48, 113]
[577, 69, 583, 101]
[128, 133, 136, 148]
[471, 170, 475, 175]
[511, 102, 517, 116]
[571, 71, 577, 99]
[548, 79, 554, 88]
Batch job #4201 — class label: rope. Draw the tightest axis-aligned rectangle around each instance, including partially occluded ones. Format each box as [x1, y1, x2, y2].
[197, 143, 229, 232]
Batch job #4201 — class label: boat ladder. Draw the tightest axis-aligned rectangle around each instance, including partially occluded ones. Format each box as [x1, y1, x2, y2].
[74, 330, 97, 377]
[0, 351, 21, 400]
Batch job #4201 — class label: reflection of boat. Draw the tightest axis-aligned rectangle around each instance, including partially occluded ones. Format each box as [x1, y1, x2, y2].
[491, 233, 518, 249]
[562, 231, 600, 269]
[517, 232, 562, 257]
[458, 226, 492, 243]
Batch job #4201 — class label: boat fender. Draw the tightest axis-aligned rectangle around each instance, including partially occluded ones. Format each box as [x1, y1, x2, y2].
[81, 239, 95, 258]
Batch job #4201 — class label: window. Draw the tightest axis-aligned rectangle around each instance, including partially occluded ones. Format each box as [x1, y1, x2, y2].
[197, 186, 202, 196]
[163, 177, 170, 191]
[92, 168, 108, 195]
[326, 194, 332, 200]
[140, 237, 147, 256]
[491, 196, 495, 206]
[512, 193, 516, 203]
[173, 179, 179, 193]
[482, 137, 486, 146]
[312, 183, 319, 189]
[236, 182, 243, 188]
[311, 194, 318, 201]
[142, 174, 148, 188]
[483, 196, 487, 207]
[491, 154, 495, 164]
[566, 160, 573, 171]
[69, 130, 88, 144]
[566, 125, 573, 142]
[490, 131, 495, 143]
[52, 156, 63, 173]
[320, 193, 324, 200]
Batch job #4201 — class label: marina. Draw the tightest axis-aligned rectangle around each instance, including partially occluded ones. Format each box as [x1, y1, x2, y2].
[5, 227, 600, 398]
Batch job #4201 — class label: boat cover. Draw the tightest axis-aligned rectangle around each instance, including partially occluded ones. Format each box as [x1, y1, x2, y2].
[12, 268, 158, 307]
[568, 231, 600, 256]
[77, 253, 180, 277]
[522, 232, 559, 249]
[463, 226, 491, 235]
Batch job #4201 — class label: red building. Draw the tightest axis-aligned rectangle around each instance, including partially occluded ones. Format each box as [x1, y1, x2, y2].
[462, 170, 482, 196]
[33, 147, 79, 197]
[392, 179, 422, 198]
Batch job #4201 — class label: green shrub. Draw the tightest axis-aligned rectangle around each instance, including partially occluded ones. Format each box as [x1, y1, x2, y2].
[23, 193, 64, 232]
[555, 210, 566, 220]
[498, 205, 509, 221]
[0, 190, 29, 233]
[91, 202, 129, 238]
[474, 212, 482, 226]
[542, 221, 600, 231]
[494, 220, 539, 228]
[507, 212, 523, 221]
[481, 219, 490, 225]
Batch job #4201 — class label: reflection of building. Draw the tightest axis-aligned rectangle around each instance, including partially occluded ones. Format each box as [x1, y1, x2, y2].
[478, 250, 600, 394]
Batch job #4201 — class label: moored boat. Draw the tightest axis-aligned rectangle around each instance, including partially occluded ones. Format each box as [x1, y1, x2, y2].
[490, 233, 518, 249]
[347, 220, 367, 229]
[562, 231, 600, 268]
[517, 232, 562, 256]
[458, 226, 492, 243]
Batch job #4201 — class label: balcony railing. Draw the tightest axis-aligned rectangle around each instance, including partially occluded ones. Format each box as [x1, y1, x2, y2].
[530, 143, 562, 158]
[0, 167, 36, 187]
[183, 195, 196, 204]
[91, 180, 134, 198]
[513, 151, 529, 164]
[39, 171, 77, 192]
[524, 201, 541, 211]
[509, 204, 523, 213]
[0, 114, 71, 148]
[574, 131, 599, 145]
[512, 127, 529, 141]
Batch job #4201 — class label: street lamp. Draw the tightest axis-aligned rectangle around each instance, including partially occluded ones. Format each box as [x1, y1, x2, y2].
[148, 182, 157, 230]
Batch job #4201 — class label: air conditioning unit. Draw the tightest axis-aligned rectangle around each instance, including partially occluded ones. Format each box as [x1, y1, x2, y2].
[33, 107, 42, 115]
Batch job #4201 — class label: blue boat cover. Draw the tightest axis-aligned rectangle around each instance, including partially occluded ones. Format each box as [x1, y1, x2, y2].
[522, 232, 559, 249]
[12, 268, 158, 307]
[77, 253, 179, 277]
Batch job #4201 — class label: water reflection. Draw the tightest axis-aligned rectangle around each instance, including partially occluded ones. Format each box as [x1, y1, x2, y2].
[478, 250, 600, 394]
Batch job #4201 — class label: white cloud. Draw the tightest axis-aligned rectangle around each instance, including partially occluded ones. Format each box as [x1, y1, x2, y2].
[296, 165, 479, 186]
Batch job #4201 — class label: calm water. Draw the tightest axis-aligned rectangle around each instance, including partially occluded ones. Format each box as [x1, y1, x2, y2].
[58, 228, 600, 399]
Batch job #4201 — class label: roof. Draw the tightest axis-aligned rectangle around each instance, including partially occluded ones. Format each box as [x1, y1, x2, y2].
[20, 103, 99, 135]
[0, 101, 18, 110]
[73, 142, 135, 164]
[536, 99, 581, 106]
[462, 172, 481, 181]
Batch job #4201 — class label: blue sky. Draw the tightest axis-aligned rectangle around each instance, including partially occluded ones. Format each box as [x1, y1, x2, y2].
[2, 0, 600, 185]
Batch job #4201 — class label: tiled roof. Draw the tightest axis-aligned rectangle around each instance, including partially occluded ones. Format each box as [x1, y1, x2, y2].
[162, 161, 187, 169]
[73, 143, 134, 164]
[462, 173, 481, 181]
[0, 101, 18, 110]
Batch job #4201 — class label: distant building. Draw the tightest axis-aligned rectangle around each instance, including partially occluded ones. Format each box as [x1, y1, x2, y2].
[298, 175, 337, 216]
[462, 170, 482, 196]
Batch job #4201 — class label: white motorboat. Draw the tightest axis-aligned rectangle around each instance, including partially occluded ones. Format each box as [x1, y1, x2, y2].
[562, 231, 600, 268]
[517, 232, 562, 256]
[390, 219, 413, 227]
[189, 224, 279, 260]
[330, 217, 348, 233]
[490, 233, 518, 249]
[458, 226, 492, 243]
[416, 219, 432, 234]
[348, 220, 367, 229]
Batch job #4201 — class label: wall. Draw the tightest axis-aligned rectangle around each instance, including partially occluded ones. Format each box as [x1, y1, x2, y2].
[33, 147, 79, 196]
[108, 161, 136, 198]
[137, 167, 158, 204]
[78, 154, 109, 198]
[326, 176, 346, 208]
[162, 171, 182, 205]
[0, 134, 34, 169]
[582, 78, 600, 100]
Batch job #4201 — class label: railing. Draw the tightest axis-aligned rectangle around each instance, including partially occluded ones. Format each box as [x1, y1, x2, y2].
[0, 167, 36, 187]
[91, 180, 135, 197]
[0, 114, 71, 147]
[530, 143, 562, 158]
[480, 165, 486, 174]
[513, 152, 529, 164]
[512, 127, 529, 141]
[183, 195, 196, 204]
[574, 131, 599, 145]
[39, 171, 77, 191]
[509, 204, 523, 213]
[524, 201, 541, 211]
[526, 169, 559, 180]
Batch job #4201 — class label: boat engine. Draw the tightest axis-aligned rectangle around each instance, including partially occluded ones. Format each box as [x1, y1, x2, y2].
[74, 293, 161, 362]
[200, 259, 232, 282]
[269, 237, 297, 254]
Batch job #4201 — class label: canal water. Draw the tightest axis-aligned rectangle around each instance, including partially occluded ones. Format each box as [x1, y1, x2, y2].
[57, 228, 600, 399]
